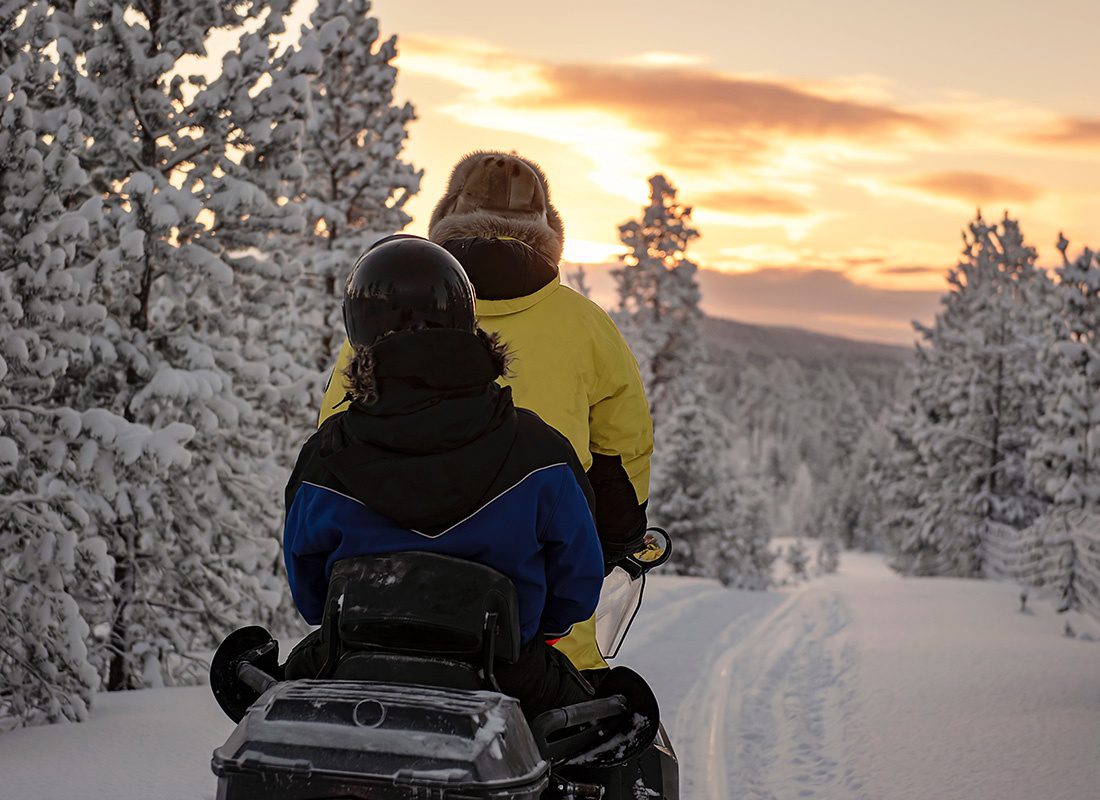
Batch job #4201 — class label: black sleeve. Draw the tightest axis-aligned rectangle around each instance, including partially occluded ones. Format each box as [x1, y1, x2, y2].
[284, 427, 330, 519]
[514, 409, 643, 567]
[587, 453, 649, 566]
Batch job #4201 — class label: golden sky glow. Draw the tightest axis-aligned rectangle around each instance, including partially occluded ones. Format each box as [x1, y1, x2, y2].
[338, 1, 1100, 342]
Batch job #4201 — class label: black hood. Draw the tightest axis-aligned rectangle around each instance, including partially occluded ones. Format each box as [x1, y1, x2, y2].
[442, 237, 558, 301]
[318, 329, 518, 534]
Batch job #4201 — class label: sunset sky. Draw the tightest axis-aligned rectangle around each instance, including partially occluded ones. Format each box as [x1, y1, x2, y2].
[320, 1, 1099, 342]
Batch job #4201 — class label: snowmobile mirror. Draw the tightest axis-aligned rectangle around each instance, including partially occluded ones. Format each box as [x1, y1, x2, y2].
[210, 626, 280, 723]
[627, 527, 672, 572]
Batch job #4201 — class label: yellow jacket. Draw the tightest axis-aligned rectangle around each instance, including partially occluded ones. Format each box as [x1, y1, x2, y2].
[320, 260, 653, 671]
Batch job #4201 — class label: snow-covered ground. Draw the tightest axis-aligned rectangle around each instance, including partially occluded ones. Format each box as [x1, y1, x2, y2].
[2, 552, 1097, 800]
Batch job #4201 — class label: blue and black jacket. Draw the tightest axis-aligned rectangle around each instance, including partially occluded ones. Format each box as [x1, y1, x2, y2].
[283, 328, 604, 644]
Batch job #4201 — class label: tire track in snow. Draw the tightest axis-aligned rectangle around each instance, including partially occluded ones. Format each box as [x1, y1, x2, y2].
[617, 579, 864, 800]
[614, 583, 788, 800]
[721, 589, 864, 800]
[682, 591, 805, 800]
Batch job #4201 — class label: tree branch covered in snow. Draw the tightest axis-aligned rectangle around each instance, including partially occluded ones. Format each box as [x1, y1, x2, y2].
[849, 213, 1100, 623]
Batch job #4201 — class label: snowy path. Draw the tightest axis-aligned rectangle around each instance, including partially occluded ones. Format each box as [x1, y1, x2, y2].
[618, 553, 1100, 800]
[2, 553, 1098, 799]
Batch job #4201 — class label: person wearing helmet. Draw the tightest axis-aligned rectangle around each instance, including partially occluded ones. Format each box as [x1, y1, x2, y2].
[281, 236, 603, 716]
[319, 153, 654, 675]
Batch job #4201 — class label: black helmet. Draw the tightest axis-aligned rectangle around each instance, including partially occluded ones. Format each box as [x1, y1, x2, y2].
[343, 235, 477, 347]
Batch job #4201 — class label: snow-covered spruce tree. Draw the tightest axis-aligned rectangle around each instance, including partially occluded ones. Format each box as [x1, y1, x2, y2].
[0, 6, 111, 726]
[290, 0, 420, 382]
[1027, 237, 1100, 617]
[821, 415, 892, 552]
[785, 461, 816, 539]
[40, 1, 318, 691]
[613, 176, 771, 582]
[816, 536, 840, 574]
[565, 264, 592, 298]
[718, 474, 775, 589]
[891, 214, 1050, 577]
[648, 386, 728, 576]
[785, 538, 809, 580]
[878, 342, 959, 573]
[613, 174, 703, 418]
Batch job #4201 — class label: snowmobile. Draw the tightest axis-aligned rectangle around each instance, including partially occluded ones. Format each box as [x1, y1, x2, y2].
[209, 529, 678, 800]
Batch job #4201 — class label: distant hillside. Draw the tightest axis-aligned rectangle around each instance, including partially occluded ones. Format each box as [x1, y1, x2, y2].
[701, 315, 912, 367]
[698, 313, 910, 546]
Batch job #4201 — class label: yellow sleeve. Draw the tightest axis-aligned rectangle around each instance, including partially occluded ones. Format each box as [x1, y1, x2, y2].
[319, 338, 354, 427]
[587, 317, 654, 503]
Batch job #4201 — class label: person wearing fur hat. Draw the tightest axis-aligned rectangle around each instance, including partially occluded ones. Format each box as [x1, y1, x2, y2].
[320, 153, 655, 674]
[284, 236, 603, 716]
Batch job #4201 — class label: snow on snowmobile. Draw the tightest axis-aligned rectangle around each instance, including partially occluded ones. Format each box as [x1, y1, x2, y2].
[209, 529, 677, 800]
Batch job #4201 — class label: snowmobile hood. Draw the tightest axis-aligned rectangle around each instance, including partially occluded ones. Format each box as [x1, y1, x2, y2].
[318, 329, 519, 533]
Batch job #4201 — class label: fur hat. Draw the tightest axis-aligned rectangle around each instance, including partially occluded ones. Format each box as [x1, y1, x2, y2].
[428, 151, 565, 266]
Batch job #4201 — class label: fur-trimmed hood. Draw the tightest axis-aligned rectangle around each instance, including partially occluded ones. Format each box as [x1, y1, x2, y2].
[341, 327, 509, 407]
[428, 151, 565, 266]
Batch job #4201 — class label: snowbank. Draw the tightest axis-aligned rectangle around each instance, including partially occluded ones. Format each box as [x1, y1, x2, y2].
[0, 686, 232, 800]
[2, 556, 1097, 800]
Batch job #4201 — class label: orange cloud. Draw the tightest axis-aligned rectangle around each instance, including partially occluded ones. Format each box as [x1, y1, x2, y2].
[527, 64, 942, 169]
[879, 265, 942, 276]
[901, 170, 1041, 205]
[400, 37, 945, 176]
[575, 261, 941, 343]
[696, 191, 810, 216]
[1024, 116, 1100, 147]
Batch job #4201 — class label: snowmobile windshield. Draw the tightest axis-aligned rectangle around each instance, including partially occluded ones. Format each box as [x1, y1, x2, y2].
[594, 566, 645, 659]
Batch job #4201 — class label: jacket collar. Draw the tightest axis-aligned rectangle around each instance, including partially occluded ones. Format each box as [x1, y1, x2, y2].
[477, 278, 561, 318]
[442, 237, 561, 318]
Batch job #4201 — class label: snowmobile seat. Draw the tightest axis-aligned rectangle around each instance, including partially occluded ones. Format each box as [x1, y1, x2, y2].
[330, 650, 484, 689]
[318, 552, 522, 689]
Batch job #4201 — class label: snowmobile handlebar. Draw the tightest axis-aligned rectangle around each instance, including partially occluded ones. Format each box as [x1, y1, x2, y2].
[529, 694, 627, 740]
[237, 662, 278, 696]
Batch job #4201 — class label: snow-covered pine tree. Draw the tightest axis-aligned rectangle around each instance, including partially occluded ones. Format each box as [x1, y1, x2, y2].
[565, 264, 592, 298]
[649, 386, 728, 576]
[37, 0, 318, 691]
[785, 461, 816, 539]
[613, 176, 772, 582]
[290, 0, 420, 382]
[711, 391, 775, 588]
[876, 339, 958, 573]
[613, 174, 702, 418]
[0, 5, 112, 726]
[1027, 237, 1100, 618]
[785, 538, 809, 580]
[718, 474, 775, 589]
[891, 214, 1049, 578]
[823, 414, 896, 552]
[816, 536, 841, 574]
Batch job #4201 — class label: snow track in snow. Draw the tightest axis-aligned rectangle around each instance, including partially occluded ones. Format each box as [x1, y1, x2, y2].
[617, 554, 1099, 800]
[638, 586, 861, 800]
[725, 591, 863, 800]
[3, 554, 1098, 800]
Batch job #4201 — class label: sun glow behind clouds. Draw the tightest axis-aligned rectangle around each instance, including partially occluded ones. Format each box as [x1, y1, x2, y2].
[391, 32, 1100, 307]
[562, 239, 627, 265]
[400, 36, 661, 202]
[614, 51, 707, 68]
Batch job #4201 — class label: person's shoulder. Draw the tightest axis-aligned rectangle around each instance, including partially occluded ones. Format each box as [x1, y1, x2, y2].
[513, 408, 579, 469]
[293, 414, 342, 476]
[546, 284, 627, 341]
